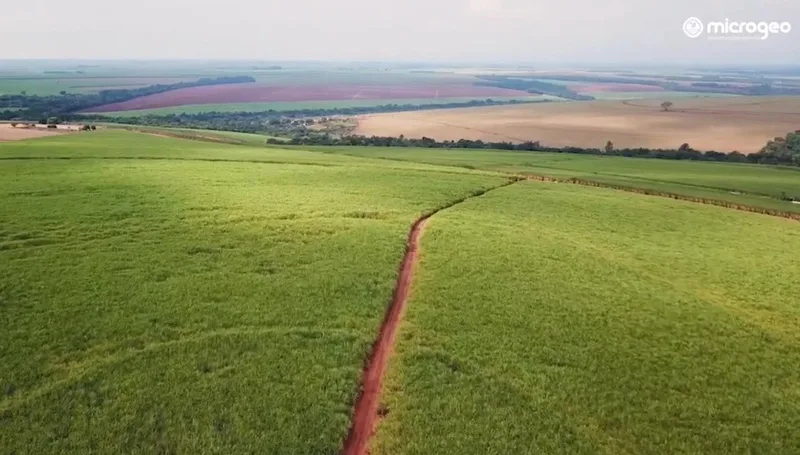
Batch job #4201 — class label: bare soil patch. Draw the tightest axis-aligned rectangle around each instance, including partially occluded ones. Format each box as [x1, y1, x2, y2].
[0, 124, 72, 141]
[355, 96, 800, 152]
[572, 83, 666, 93]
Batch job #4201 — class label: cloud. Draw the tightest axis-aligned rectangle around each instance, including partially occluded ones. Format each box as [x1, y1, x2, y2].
[466, 0, 536, 18]
[467, 0, 503, 13]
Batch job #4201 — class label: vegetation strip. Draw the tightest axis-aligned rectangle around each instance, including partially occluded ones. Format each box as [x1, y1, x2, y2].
[341, 179, 520, 455]
[524, 174, 800, 221]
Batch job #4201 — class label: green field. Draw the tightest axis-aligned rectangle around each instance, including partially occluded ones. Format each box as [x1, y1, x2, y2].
[311, 146, 800, 213]
[0, 76, 203, 96]
[94, 96, 553, 116]
[0, 131, 507, 453]
[0, 63, 477, 96]
[376, 181, 800, 454]
[2, 130, 800, 453]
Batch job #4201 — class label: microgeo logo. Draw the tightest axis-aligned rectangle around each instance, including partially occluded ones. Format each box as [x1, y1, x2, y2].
[683, 17, 792, 40]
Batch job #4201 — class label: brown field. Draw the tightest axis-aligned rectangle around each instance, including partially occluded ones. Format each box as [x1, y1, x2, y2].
[0, 124, 72, 141]
[355, 96, 800, 152]
[83, 83, 529, 113]
[570, 83, 666, 93]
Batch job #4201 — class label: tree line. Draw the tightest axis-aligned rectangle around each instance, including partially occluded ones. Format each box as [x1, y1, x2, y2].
[0, 76, 255, 119]
[278, 131, 800, 167]
[475, 76, 594, 100]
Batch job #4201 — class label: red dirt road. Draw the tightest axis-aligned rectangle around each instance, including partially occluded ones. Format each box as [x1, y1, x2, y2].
[84, 83, 530, 112]
[341, 216, 429, 455]
[340, 180, 519, 455]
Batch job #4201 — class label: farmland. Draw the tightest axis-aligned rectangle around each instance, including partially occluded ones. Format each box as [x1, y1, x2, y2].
[0, 131, 507, 453]
[355, 96, 800, 152]
[81, 83, 530, 113]
[0, 123, 72, 141]
[375, 181, 800, 454]
[314, 145, 800, 212]
[96, 96, 551, 117]
[3, 128, 800, 454]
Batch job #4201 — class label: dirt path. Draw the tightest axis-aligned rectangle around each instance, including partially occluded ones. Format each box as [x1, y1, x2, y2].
[341, 180, 520, 455]
[340, 216, 428, 455]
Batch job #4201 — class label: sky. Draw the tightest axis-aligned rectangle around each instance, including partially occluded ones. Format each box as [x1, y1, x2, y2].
[0, 0, 798, 64]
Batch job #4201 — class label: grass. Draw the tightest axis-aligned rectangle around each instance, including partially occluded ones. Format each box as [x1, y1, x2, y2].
[102, 125, 286, 146]
[376, 181, 800, 454]
[3, 128, 800, 454]
[0, 131, 507, 453]
[312, 146, 800, 213]
[93, 96, 553, 116]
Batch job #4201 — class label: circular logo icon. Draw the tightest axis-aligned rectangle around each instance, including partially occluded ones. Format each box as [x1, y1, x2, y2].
[683, 17, 704, 38]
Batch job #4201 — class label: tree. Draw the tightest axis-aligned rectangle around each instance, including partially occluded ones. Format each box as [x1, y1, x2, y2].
[604, 140, 614, 154]
[661, 101, 674, 112]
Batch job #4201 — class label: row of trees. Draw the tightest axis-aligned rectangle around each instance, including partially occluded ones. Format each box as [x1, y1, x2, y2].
[277, 133, 800, 167]
[759, 131, 800, 165]
[0, 76, 256, 119]
[474, 76, 594, 100]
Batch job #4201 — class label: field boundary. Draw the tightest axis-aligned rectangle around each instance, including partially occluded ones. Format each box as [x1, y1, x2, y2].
[0, 156, 340, 167]
[304, 149, 800, 221]
[523, 174, 800, 221]
[341, 178, 522, 455]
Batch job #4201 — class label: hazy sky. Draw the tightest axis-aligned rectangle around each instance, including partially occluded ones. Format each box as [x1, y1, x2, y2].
[1, 0, 797, 64]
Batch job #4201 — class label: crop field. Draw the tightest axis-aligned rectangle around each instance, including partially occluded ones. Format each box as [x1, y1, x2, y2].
[532, 79, 739, 100]
[81, 83, 530, 113]
[314, 145, 800, 213]
[96, 96, 551, 116]
[355, 96, 800, 152]
[586, 91, 737, 101]
[375, 181, 800, 454]
[3, 129, 800, 454]
[0, 76, 203, 96]
[0, 131, 508, 453]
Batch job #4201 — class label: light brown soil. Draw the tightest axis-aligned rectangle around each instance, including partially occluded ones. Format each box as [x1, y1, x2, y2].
[355, 96, 800, 153]
[571, 83, 666, 93]
[0, 124, 70, 141]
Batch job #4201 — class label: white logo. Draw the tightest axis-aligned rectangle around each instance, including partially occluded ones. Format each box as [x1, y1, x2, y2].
[683, 17, 704, 38]
[683, 17, 792, 40]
